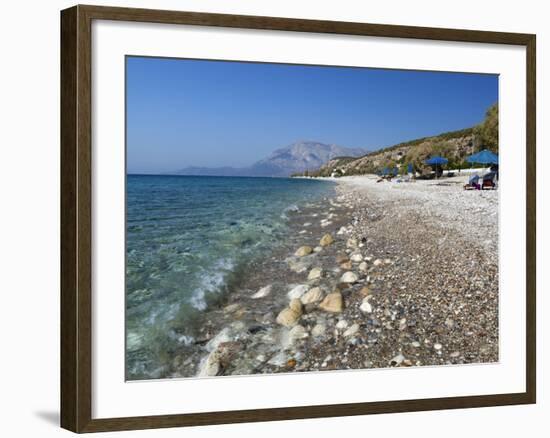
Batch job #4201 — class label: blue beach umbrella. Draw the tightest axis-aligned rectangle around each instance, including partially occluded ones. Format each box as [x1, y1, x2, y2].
[425, 156, 449, 166]
[466, 149, 499, 165]
[425, 156, 448, 179]
[407, 163, 414, 174]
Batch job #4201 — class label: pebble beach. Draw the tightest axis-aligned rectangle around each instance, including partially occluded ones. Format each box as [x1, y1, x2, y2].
[166, 174, 499, 379]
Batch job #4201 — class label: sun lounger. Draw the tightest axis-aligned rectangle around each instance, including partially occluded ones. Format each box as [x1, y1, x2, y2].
[464, 174, 480, 190]
[481, 172, 497, 190]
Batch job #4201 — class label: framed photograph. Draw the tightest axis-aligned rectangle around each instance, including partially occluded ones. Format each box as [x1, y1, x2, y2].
[60, 4, 536, 433]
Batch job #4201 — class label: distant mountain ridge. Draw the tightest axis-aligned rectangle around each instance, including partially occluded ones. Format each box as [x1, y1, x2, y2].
[170, 141, 367, 177]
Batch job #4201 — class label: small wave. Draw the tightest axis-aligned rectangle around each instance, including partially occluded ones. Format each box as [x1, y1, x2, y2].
[189, 258, 235, 310]
[178, 334, 195, 345]
[281, 204, 300, 219]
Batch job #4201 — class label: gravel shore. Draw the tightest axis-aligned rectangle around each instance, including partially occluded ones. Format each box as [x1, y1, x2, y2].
[167, 174, 499, 379]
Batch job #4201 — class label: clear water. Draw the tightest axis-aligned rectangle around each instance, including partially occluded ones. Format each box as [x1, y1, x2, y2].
[126, 175, 334, 379]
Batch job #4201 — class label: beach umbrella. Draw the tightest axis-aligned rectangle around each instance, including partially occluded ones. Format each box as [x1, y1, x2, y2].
[466, 149, 499, 181]
[392, 167, 399, 176]
[466, 149, 499, 165]
[407, 163, 414, 174]
[425, 156, 448, 179]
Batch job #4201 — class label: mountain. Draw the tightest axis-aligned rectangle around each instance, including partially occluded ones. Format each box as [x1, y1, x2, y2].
[170, 141, 367, 177]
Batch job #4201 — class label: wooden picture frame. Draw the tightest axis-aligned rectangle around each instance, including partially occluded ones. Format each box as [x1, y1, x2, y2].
[61, 4, 536, 433]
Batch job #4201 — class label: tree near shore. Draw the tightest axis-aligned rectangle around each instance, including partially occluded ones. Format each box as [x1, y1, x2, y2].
[473, 103, 498, 153]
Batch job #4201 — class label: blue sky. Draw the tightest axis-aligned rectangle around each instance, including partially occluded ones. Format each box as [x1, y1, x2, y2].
[126, 56, 498, 174]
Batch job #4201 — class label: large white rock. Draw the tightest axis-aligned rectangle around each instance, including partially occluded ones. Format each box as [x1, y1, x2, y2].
[359, 297, 373, 313]
[276, 307, 301, 327]
[300, 287, 323, 304]
[319, 233, 334, 246]
[307, 267, 323, 280]
[319, 292, 343, 313]
[335, 320, 349, 330]
[276, 299, 303, 328]
[340, 271, 359, 283]
[197, 351, 220, 377]
[295, 246, 313, 257]
[251, 285, 272, 299]
[287, 284, 309, 300]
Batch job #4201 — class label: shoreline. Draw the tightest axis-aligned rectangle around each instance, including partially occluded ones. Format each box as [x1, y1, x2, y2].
[137, 175, 499, 380]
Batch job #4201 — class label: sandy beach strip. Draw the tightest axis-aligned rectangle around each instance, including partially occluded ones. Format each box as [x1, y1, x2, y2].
[166, 175, 499, 379]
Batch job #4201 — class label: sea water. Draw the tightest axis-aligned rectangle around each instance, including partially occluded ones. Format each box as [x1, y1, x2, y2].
[126, 175, 334, 379]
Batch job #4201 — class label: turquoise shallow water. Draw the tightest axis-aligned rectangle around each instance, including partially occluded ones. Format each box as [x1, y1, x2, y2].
[126, 175, 334, 379]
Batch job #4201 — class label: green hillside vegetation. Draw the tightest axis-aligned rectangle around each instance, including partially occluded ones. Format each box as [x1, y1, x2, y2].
[304, 102, 498, 177]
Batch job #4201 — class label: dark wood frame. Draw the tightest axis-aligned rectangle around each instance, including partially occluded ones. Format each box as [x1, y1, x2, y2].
[61, 4, 536, 433]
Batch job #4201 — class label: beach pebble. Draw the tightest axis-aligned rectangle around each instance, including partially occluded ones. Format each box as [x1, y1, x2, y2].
[287, 284, 309, 300]
[350, 253, 363, 262]
[445, 317, 455, 329]
[223, 303, 241, 314]
[340, 271, 359, 284]
[319, 292, 344, 313]
[358, 261, 368, 272]
[373, 259, 383, 266]
[346, 238, 358, 248]
[307, 267, 323, 280]
[276, 300, 303, 327]
[312, 323, 326, 337]
[450, 351, 461, 358]
[198, 351, 221, 377]
[336, 320, 349, 330]
[340, 261, 353, 270]
[319, 233, 334, 247]
[359, 286, 372, 296]
[390, 354, 405, 366]
[289, 298, 302, 313]
[359, 297, 373, 313]
[251, 285, 272, 299]
[314, 246, 323, 253]
[336, 254, 350, 264]
[287, 325, 309, 345]
[295, 246, 313, 257]
[301, 287, 324, 305]
[343, 323, 360, 337]
[434, 343, 443, 351]
[411, 341, 421, 348]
